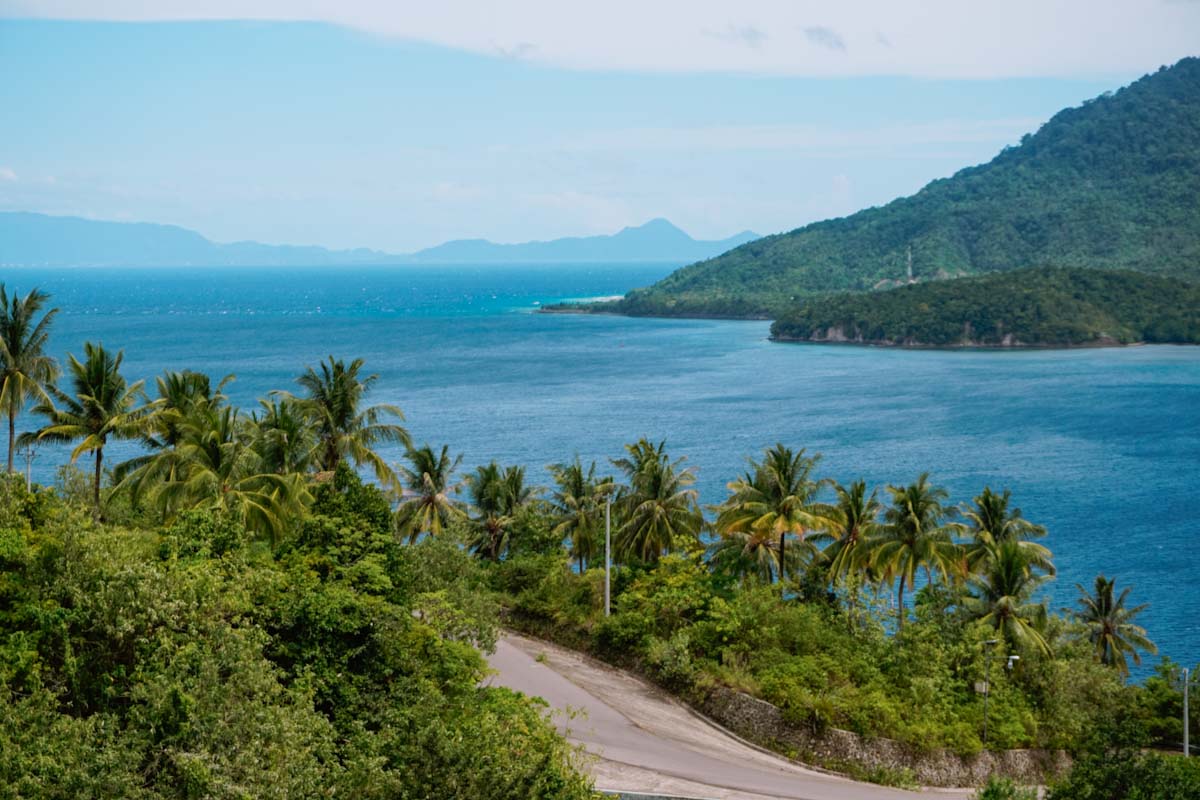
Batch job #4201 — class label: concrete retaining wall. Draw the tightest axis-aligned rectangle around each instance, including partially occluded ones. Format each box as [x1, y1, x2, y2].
[700, 686, 1070, 787]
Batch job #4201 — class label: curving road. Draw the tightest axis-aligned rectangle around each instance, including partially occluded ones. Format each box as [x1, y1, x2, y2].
[486, 632, 970, 800]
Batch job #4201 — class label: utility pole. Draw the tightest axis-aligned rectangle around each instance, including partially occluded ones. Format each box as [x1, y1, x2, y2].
[604, 495, 612, 617]
[1186, 666, 1192, 757]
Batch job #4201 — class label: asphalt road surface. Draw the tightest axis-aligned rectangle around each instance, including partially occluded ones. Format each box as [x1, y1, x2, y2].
[485, 632, 970, 800]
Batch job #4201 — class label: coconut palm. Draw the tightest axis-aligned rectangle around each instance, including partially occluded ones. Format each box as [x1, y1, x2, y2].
[711, 444, 829, 589]
[811, 479, 883, 586]
[285, 356, 410, 487]
[0, 285, 60, 474]
[706, 526, 787, 583]
[962, 487, 1054, 577]
[809, 480, 882, 627]
[613, 438, 702, 564]
[873, 473, 962, 630]
[131, 402, 309, 545]
[394, 444, 465, 543]
[548, 456, 614, 572]
[466, 462, 531, 560]
[251, 396, 319, 476]
[1072, 575, 1157, 676]
[28, 343, 149, 516]
[115, 370, 234, 490]
[963, 540, 1052, 655]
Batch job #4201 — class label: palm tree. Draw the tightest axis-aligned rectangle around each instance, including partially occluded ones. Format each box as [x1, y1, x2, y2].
[251, 396, 318, 476]
[809, 480, 882, 627]
[613, 438, 702, 564]
[1072, 575, 1157, 676]
[28, 343, 149, 516]
[962, 487, 1054, 577]
[548, 456, 614, 572]
[127, 402, 309, 545]
[394, 444, 465, 543]
[711, 444, 829, 589]
[706, 526, 786, 583]
[873, 473, 962, 630]
[465, 462, 531, 560]
[963, 540, 1052, 655]
[0, 285, 60, 473]
[115, 369, 232, 490]
[812, 479, 882, 586]
[285, 356, 410, 487]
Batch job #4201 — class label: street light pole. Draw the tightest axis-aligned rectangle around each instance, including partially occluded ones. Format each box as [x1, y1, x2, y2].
[604, 495, 611, 617]
[1186, 666, 1191, 757]
[983, 639, 999, 746]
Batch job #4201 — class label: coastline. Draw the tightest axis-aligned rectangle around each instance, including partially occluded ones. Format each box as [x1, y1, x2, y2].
[768, 335, 1152, 351]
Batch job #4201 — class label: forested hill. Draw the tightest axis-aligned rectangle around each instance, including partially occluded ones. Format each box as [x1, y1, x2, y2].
[770, 267, 1200, 347]
[609, 57, 1200, 318]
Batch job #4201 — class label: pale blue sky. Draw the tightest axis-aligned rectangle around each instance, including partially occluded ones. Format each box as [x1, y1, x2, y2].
[0, 7, 1195, 251]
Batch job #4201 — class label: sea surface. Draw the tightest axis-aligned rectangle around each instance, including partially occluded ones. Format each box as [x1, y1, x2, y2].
[7, 264, 1199, 677]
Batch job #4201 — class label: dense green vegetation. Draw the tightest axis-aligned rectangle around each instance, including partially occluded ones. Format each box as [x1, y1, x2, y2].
[769, 267, 1200, 346]
[2, 284, 1197, 796]
[604, 57, 1200, 318]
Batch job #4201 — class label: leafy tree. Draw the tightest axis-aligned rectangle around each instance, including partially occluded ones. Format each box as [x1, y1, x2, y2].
[394, 443, 466, 543]
[285, 356, 411, 488]
[711, 443, 828, 589]
[27, 342, 149, 516]
[548, 456, 614, 572]
[874, 473, 961, 630]
[0, 285, 59, 474]
[612, 439, 702, 564]
[1072, 575, 1157, 676]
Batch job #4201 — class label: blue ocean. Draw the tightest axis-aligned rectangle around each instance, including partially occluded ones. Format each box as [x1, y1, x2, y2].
[9, 264, 1199, 676]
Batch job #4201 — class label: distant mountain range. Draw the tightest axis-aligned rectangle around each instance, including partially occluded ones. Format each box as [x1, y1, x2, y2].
[0, 213, 758, 267]
[608, 57, 1200, 318]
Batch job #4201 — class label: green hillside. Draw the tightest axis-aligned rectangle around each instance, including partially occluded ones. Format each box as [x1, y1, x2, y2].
[770, 266, 1200, 347]
[610, 57, 1200, 318]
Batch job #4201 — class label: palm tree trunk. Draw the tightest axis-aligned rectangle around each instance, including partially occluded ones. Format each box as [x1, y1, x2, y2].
[897, 574, 906, 631]
[778, 532, 786, 594]
[7, 410, 14, 474]
[93, 447, 103, 519]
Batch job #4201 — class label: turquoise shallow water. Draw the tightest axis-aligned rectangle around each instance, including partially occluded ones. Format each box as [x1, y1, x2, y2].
[8, 264, 1200, 676]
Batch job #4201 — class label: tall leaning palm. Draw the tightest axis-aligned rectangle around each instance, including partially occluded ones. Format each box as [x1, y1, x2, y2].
[0, 285, 60, 473]
[711, 444, 829, 590]
[29, 343, 148, 515]
[1073, 575, 1157, 676]
[287, 356, 410, 488]
[873, 473, 962, 630]
[394, 444, 465, 543]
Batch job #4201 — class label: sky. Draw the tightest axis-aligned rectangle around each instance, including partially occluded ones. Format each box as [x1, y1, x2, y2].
[0, 1, 1197, 252]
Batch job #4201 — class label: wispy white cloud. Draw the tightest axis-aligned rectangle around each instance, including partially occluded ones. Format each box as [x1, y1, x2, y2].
[703, 23, 768, 50]
[556, 118, 1047, 155]
[802, 25, 845, 52]
[0, 167, 16, 182]
[2, 0, 1197, 77]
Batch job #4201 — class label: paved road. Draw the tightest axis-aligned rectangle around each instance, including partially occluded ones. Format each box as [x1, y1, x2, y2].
[486, 632, 970, 800]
